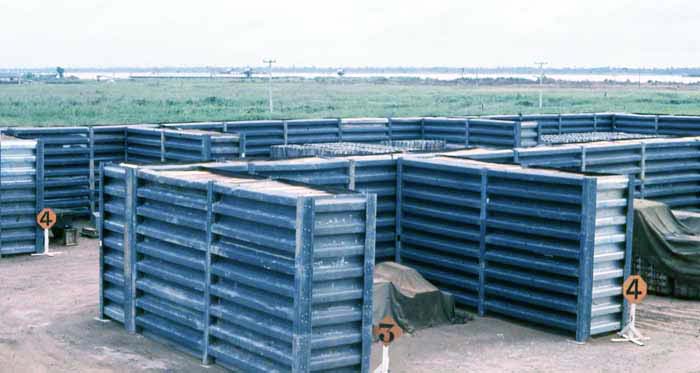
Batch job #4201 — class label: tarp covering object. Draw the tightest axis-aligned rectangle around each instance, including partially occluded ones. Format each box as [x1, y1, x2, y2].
[372, 262, 461, 333]
[633, 199, 700, 283]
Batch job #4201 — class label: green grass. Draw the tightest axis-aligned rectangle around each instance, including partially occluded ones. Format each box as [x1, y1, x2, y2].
[2, 79, 700, 126]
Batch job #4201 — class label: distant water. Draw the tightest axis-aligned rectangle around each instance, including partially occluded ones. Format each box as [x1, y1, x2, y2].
[69, 71, 700, 84]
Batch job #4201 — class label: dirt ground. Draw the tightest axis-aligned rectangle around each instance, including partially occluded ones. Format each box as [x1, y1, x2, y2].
[1, 229, 700, 373]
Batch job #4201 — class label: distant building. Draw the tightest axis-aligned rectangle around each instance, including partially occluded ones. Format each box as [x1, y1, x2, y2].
[0, 72, 21, 84]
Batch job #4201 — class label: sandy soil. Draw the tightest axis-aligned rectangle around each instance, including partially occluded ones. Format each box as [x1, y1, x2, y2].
[1, 229, 699, 373]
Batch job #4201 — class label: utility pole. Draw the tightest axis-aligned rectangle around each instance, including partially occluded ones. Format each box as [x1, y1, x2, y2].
[535, 61, 547, 109]
[263, 59, 276, 114]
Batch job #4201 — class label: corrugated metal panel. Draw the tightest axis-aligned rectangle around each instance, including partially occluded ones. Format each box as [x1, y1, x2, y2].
[657, 115, 700, 136]
[468, 119, 520, 148]
[590, 176, 632, 336]
[5, 127, 91, 215]
[396, 156, 633, 341]
[91, 126, 128, 216]
[286, 119, 341, 144]
[642, 138, 700, 208]
[248, 157, 351, 187]
[613, 114, 658, 134]
[0, 138, 43, 255]
[98, 164, 129, 323]
[99, 165, 375, 372]
[224, 120, 285, 157]
[389, 117, 422, 140]
[125, 127, 244, 165]
[422, 118, 468, 146]
[126, 126, 163, 164]
[347, 155, 397, 262]
[397, 157, 484, 308]
[340, 118, 390, 143]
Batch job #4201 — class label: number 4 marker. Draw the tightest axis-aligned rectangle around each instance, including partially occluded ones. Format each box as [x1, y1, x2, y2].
[32, 208, 62, 257]
[613, 275, 649, 346]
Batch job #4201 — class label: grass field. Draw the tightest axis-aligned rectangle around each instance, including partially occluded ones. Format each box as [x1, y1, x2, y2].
[2, 79, 700, 126]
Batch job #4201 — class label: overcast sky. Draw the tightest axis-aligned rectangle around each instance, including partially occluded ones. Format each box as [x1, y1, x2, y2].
[1, 0, 698, 68]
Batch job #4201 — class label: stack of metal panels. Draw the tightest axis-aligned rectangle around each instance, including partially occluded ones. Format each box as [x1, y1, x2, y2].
[347, 155, 398, 262]
[388, 117, 423, 140]
[422, 118, 468, 146]
[397, 156, 633, 341]
[98, 165, 128, 322]
[340, 118, 390, 143]
[224, 120, 285, 157]
[488, 113, 614, 135]
[613, 114, 658, 134]
[468, 119, 526, 148]
[91, 126, 128, 215]
[657, 115, 700, 136]
[125, 126, 163, 164]
[380, 139, 446, 152]
[286, 118, 340, 144]
[0, 137, 43, 256]
[98, 165, 375, 372]
[125, 127, 244, 165]
[642, 138, 700, 208]
[270, 143, 400, 160]
[248, 157, 351, 188]
[5, 127, 91, 215]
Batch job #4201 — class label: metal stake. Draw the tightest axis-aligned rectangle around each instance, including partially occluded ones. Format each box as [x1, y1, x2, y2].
[612, 304, 650, 346]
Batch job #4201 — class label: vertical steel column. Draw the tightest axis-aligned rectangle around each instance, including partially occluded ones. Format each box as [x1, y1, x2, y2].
[203, 135, 212, 161]
[478, 170, 488, 316]
[621, 177, 635, 327]
[465, 119, 471, 147]
[360, 194, 377, 373]
[640, 142, 646, 199]
[98, 164, 106, 319]
[387, 118, 393, 140]
[558, 114, 563, 135]
[348, 160, 356, 191]
[89, 127, 96, 218]
[239, 133, 246, 158]
[292, 197, 314, 372]
[513, 121, 522, 148]
[202, 181, 214, 365]
[576, 177, 597, 342]
[593, 114, 598, 132]
[394, 159, 403, 263]
[124, 166, 138, 333]
[159, 130, 165, 163]
[35, 140, 45, 253]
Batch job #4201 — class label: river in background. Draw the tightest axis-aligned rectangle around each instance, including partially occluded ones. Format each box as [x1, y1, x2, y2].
[67, 71, 700, 84]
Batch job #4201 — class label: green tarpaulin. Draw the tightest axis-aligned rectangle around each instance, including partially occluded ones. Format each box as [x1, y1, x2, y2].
[633, 199, 700, 283]
[372, 262, 462, 333]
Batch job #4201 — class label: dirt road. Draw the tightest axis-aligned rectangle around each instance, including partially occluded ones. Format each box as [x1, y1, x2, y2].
[1, 233, 699, 372]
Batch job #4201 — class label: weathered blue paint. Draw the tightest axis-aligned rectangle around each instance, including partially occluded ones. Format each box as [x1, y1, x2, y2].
[396, 156, 632, 342]
[99, 165, 375, 372]
[0, 137, 43, 255]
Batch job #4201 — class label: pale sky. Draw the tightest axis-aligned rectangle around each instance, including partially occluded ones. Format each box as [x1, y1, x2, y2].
[1, 0, 698, 68]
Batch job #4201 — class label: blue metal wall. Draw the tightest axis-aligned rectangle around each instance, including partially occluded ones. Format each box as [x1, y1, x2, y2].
[396, 156, 633, 341]
[5, 127, 91, 215]
[99, 165, 375, 372]
[340, 118, 391, 143]
[99, 164, 129, 323]
[448, 137, 700, 210]
[0, 138, 44, 255]
[126, 127, 245, 165]
[91, 126, 128, 217]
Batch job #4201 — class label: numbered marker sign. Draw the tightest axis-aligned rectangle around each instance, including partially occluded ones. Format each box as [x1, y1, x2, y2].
[373, 316, 403, 346]
[36, 208, 57, 230]
[623, 275, 648, 304]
